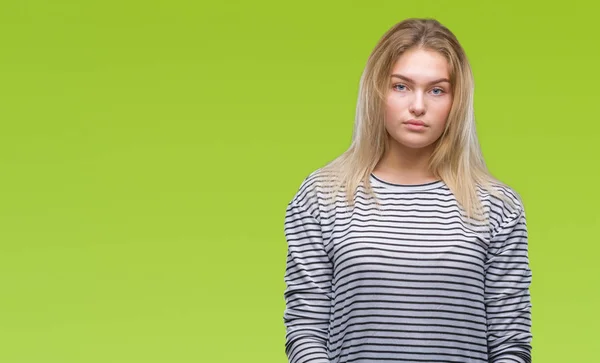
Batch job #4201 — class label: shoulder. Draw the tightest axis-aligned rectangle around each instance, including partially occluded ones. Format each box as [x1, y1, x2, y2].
[288, 168, 338, 220]
[477, 180, 525, 233]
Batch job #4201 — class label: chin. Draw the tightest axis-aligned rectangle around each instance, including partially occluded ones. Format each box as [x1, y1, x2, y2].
[401, 142, 435, 150]
[392, 135, 438, 150]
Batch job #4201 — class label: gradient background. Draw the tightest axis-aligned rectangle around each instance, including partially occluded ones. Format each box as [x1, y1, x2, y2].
[0, 1, 598, 362]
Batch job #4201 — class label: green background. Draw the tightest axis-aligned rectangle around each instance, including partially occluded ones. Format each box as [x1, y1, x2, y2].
[0, 0, 598, 362]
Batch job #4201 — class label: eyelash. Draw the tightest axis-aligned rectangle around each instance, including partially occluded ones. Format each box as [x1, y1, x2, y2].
[392, 84, 446, 95]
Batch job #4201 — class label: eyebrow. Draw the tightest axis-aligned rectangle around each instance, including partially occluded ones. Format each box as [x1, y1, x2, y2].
[390, 74, 451, 85]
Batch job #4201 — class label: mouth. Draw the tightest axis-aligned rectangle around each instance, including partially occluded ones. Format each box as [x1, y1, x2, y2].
[403, 119, 427, 126]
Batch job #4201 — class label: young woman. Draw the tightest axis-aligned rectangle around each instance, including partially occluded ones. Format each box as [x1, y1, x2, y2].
[282, 18, 532, 363]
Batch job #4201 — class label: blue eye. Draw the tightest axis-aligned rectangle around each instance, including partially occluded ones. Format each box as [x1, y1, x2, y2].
[431, 88, 444, 95]
[393, 84, 407, 91]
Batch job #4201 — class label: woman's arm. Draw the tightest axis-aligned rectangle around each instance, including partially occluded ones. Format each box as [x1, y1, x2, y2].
[283, 198, 332, 363]
[484, 207, 533, 363]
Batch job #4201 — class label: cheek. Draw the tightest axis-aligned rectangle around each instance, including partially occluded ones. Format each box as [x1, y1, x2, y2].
[434, 99, 453, 121]
[385, 97, 408, 120]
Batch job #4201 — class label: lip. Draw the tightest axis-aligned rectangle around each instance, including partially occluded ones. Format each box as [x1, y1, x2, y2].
[403, 119, 427, 126]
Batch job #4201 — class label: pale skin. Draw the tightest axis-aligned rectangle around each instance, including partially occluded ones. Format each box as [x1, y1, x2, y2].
[372, 47, 454, 185]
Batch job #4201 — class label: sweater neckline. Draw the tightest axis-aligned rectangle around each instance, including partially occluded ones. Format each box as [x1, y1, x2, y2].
[369, 173, 446, 192]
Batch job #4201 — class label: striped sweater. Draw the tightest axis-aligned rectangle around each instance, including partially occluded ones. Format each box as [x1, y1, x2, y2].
[282, 170, 532, 363]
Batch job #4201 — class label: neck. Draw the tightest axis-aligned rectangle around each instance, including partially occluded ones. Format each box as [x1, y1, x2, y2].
[373, 138, 438, 185]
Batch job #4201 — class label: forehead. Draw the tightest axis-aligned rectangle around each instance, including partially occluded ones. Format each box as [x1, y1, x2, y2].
[391, 48, 450, 80]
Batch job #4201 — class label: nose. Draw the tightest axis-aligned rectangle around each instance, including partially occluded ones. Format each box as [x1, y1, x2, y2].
[409, 92, 425, 116]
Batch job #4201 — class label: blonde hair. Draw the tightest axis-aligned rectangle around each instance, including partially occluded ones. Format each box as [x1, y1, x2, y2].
[320, 18, 514, 223]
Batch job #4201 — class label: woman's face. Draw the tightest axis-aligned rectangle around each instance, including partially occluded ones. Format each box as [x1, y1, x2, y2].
[384, 47, 453, 151]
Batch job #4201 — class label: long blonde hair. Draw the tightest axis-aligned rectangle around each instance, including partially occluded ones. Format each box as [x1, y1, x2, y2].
[320, 18, 514, 223]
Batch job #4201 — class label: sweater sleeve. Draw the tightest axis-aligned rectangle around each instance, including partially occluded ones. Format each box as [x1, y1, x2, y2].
[283, 198, 333, 363]
[484, 207, 533, 363]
